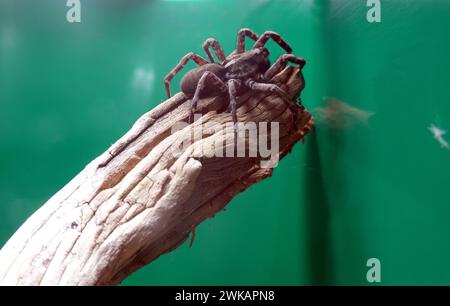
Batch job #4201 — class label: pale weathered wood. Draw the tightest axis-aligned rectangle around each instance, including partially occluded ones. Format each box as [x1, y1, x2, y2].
[0, 67, 313, 285]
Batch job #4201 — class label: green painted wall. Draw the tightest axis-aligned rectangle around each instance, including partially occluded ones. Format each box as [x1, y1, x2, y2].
[1, 0, 450, 285]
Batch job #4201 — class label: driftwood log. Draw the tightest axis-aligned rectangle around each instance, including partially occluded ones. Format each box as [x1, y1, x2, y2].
[0, 66, 313, 285]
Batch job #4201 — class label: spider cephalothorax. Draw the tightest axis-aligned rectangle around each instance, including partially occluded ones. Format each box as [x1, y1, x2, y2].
[164, 29, 306, 123]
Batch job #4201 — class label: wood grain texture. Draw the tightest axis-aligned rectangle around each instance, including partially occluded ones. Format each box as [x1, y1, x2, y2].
[0, 66, 313, 285]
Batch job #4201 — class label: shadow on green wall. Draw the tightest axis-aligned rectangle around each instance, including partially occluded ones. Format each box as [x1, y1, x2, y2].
[303, 130, 333, 285]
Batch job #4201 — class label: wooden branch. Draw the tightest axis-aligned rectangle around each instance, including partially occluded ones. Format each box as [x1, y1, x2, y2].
[0, 67, 313, 285]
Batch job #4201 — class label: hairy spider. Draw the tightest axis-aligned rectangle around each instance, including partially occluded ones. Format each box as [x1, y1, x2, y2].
[163, 28, 306, 123]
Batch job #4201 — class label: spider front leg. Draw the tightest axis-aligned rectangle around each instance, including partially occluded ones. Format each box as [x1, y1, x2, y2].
[227, 79, 240, 146]
[253, 31, 292, 54]
[264, 54, 306, 80]
[164, 52, 208, 98]
[245, 80, 296, 111]
[203, 38, 226, 63]
[189, 71, 228, 123]
[246, 80, 297, 130]
[236, 28, 259, 53]
[227, 79, 240, 124]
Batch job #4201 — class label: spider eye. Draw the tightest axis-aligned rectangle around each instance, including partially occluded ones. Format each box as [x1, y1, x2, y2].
[262, 48, 270, 56]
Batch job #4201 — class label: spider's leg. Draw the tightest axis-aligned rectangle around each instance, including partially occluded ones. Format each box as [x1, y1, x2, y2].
[227, 79, 239, 124]
[246, 80, 289, 101]
[246, 80, 297, 130]
[236, 28, 259, 54]
[189, 71, 227, 123]
[264, 54, 306, 80]
[245, 80, 295, 111]
[202, 38, 226, 63]
[227, 79, 240, 146]
[164, 52, 208, 98]
[253, 31, 292, 54]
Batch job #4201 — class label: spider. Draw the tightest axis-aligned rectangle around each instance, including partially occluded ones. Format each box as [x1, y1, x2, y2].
[163, 28, 306, 123]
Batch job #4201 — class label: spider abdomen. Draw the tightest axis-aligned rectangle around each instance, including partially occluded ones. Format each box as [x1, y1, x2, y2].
[180, 63, 226, 97]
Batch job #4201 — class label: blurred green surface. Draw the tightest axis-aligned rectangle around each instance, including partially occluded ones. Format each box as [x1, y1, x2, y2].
[1, 0, 450, 285]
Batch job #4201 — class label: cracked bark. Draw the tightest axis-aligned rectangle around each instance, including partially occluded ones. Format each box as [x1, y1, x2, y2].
[0, 66, 313, 285]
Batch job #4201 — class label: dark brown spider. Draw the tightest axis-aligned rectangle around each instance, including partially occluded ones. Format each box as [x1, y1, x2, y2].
[163, 28, 306, 123]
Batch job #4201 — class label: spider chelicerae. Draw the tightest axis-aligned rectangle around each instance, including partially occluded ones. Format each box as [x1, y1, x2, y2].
[163, 28, 306, 123]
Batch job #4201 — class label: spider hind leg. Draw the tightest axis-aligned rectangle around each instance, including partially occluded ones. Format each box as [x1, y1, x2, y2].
[164, 52, 208, 98]
[203, 38, 226, 63]
[253, 31, 292, 54]
[236, 28, 259, 54]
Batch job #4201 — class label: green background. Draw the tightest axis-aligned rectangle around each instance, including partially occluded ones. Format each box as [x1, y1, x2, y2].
[1, 0, 450, 285]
